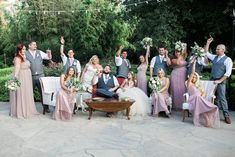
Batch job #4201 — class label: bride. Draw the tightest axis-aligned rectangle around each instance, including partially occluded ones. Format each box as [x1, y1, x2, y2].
[80, 55, 103, 92]
[117, 72, 151, 116]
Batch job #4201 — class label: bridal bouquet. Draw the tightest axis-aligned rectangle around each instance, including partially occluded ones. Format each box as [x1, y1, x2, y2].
[191, 42, 205, 58]
[70, 77, 82, 91]
[175, 41, 187, 52]
[5, 78, 21, 91]
[149, 77, 161, 92]
[140, 37, 153, 49]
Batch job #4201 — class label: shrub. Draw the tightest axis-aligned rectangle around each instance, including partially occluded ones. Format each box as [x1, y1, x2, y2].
[44, 61, 64, 77]
[0, 68, 13, 101]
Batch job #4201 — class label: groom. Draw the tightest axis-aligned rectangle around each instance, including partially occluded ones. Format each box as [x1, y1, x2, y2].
[95, 65, 119, 99]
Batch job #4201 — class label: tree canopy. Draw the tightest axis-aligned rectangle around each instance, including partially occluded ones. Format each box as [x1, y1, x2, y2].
[0, 0, 233, 67]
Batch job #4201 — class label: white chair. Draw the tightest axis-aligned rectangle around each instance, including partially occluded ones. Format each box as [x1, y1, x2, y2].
[182, 80, 217, 122]
[39, 77, 61, 110]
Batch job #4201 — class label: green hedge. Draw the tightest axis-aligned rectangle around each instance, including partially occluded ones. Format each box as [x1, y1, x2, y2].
[0, 67, 13, 101]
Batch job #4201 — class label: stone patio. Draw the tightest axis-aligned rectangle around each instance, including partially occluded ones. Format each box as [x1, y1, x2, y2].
[0, 102, 234, 157]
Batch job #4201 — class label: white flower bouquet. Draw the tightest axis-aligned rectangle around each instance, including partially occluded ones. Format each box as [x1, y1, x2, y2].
[149, 77, 161, 92]
[191, 42, 205, 57]
[175, 41, 187, 52]
[5, 78, 21, 91]
[140, 37, 153, 49]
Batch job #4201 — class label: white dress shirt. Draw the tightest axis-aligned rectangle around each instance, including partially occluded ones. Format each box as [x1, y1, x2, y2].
[61, 55, 81, 73]
[189, 56, 208, 66]
[29, 50, 51, 60]
[150, 55, 165, 68]
[206, 52, 233, 77]
[115, 56, 131, 68]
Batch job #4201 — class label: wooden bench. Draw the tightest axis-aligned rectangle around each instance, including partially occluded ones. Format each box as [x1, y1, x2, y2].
[84, 98, 135, 120]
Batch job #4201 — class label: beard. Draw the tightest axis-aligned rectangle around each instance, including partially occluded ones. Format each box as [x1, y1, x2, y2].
[103, 71, 110, 74]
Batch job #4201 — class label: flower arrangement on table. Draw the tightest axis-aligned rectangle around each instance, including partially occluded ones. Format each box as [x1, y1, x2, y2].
[5, 78, 21, 91]
[140, 37, 153, 49]
[191, 42, 205, 58]
[174, 41, 187, 52]
[149, 77, 161, 92]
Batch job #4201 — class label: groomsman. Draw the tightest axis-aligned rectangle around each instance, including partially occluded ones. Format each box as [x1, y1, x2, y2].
[26, 40, 52, 114]
[205, 37, 233, 124]
[60, 36, 81, 78]
[150, 45, 171, 78]
[115, 45, 131, 85]
[95, 65, 119, 98]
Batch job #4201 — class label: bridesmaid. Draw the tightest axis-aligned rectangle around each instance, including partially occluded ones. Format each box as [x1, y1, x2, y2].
[187, 60, 219, 127]
[136, 45, 150, 94]
[53, 66, 77, 121]
[10, 44, 39, 118]
[151, 68, 171, 117]
[170, 42, 187, 110]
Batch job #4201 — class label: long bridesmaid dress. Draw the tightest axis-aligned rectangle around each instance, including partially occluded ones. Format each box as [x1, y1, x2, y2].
[10, 58, 39, 118]
[170, 61, 187, 110]
[188, 85, 220, 127]
[136, 63, 148, 94]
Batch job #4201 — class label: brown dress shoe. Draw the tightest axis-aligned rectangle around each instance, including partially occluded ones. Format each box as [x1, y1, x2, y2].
[225, 117, 231, 124]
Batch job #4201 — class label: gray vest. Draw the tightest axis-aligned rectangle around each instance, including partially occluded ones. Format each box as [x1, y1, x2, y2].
[187, 62, 203, 77]
[117, 58, 130, 78]
[26, 50, 44, 76]
[211, 55, 228, 80]
[97, 74, 115, 90]
[64, 58, 78, 75]
[153, 56, 167, 76]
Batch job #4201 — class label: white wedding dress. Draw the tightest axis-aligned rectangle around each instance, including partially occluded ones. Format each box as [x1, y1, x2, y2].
[82, 64, 97, 90]
[77, 64, 97, 110]
[117, 87, 151, 116]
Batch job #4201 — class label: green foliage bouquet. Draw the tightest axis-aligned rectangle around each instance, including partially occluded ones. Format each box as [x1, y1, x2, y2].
[70, 77, 83, 92]
[191, 42, 205, 57]
[5, 78, 21, 91]
[140, 37, 153, 49]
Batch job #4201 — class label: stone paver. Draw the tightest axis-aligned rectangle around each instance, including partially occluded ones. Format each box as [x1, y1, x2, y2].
[0, 102, 235, 157]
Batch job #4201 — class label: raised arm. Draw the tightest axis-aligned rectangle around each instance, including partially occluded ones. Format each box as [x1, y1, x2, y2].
[116, 45, 124, 57]
[60, 36, 65, 56]
[145, 45, 150, 65]
[187, 60, 196, 88]
[40, 49, 52, 60]
[76, 61, 81, 79]
[205, 37, 213, 53]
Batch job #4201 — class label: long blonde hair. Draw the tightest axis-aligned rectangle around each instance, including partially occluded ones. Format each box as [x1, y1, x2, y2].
[192, 72, 204, 93]
[89, 55, 99, 64]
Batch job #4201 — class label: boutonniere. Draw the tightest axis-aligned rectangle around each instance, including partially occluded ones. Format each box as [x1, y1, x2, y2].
[73, 62, 77, 65]
[108, 77, 111, 80]
[37, 54, 39, 57]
